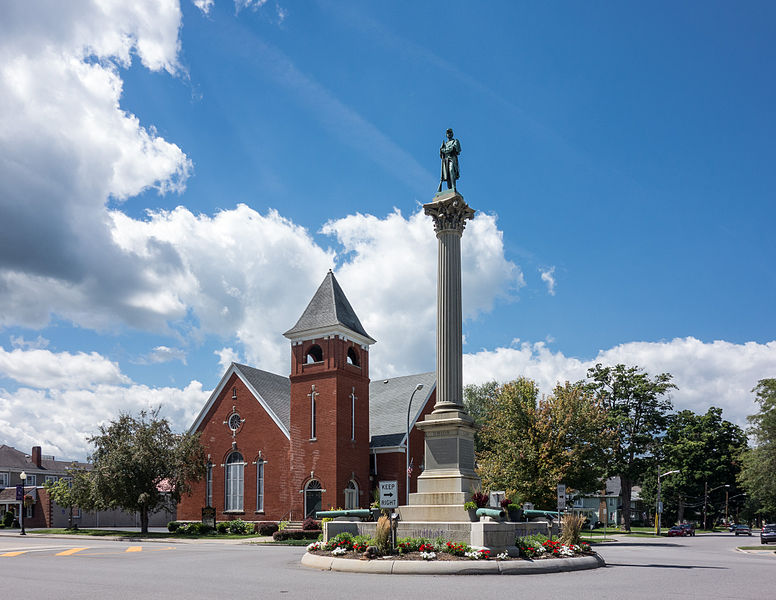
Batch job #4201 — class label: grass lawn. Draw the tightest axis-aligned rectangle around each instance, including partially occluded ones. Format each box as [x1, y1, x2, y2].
[738, 545, 776, 551]
[29, 528, 264, 540]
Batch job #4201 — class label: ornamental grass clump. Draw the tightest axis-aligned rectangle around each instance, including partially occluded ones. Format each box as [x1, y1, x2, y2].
[374, 515, 391, 554]
[559, 512, 585, 546]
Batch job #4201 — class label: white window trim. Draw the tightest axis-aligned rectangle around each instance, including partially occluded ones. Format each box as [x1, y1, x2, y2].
[206, 462, 213, 507]
[0, 472, 8, 488]
[224, 452, 244, 512]
[309, 385, 318, 440]
[25, 474, 36, 486]
[45, 475, 57, 484]
[255, 460, 265, 512]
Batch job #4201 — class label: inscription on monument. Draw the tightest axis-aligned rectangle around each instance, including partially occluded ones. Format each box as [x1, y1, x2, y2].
[426, 437, 457, 469]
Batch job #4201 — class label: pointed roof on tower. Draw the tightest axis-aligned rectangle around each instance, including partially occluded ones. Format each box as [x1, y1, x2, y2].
[283, 270, 376, 345]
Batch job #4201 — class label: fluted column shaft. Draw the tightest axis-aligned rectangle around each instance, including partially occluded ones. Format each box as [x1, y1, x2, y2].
[423, 192, 475, 413]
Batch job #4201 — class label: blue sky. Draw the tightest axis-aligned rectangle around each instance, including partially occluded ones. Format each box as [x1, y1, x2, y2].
[0, 1, 774, 460]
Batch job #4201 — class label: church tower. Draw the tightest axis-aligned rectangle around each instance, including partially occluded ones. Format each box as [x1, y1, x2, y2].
[283, 271, 376, 518]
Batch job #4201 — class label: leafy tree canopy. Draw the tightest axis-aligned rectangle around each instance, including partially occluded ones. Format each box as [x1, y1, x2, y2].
[640, 407, 747, 527]
[475, 379, 615, 508]
[738, 379, 776, 519]
[87, 408, 207, 532]
[584, 364, 676, 530]
[43, 465, 94, 529]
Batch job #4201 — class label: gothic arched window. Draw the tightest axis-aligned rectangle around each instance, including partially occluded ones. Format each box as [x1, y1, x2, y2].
[225, 451, 244, 511]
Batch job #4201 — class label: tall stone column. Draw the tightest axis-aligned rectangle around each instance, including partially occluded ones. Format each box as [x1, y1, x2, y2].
[398, 189, 480, 522]
[426, 192, 474, 412]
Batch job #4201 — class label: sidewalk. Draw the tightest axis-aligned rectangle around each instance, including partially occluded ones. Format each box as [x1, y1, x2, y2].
[0, 527, 273, 544]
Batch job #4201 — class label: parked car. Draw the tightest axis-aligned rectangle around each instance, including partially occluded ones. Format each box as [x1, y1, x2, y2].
[666, 526, 686, 537]
[761, 524, 776, 544]
[733, 524, 752, 536]
[679, 523, 696, 536]
[729, 523, 737, 532]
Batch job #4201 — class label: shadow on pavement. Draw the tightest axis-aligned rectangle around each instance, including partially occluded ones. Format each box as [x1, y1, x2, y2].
[606, 563, 727, 570]
[606, 542, 684, 548]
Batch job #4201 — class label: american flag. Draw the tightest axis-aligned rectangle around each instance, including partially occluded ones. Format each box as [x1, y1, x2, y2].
[407, 458, 414, 476]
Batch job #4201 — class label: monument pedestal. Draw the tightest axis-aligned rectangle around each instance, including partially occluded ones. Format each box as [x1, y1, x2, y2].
[398, 410, 479, 522]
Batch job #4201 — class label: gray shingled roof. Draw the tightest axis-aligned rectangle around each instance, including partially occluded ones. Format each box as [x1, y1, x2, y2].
[369, 372, 436, 448]
[233, 363, 291, 430]
[0, 444, 89, 474]
[283, 271, 375, 342]
[222, 366, 436, 449]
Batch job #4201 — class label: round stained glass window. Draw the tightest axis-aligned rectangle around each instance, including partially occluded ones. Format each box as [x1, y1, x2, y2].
[228, 413, 242, 431]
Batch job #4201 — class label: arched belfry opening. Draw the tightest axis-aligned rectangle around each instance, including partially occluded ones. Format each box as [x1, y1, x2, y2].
[305, 344, 323, 363]
[346, 347, 360, 367]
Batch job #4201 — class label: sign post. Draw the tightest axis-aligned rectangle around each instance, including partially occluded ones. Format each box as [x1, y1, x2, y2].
[379, 481, 398, 510]
[557, 483, 566, 512]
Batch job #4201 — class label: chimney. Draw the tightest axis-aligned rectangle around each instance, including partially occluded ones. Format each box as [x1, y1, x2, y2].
[32, 446, 42, 467]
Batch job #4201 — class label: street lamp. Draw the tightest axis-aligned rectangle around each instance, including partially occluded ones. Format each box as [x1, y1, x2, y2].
[405, 383, 424, 505]
[656, 469, 679, 536]
[704, 483, 730, 530]
[19, 471, 27, 536]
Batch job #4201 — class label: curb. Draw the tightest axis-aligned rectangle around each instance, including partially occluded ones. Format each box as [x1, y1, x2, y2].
[301, 552, 605, 575]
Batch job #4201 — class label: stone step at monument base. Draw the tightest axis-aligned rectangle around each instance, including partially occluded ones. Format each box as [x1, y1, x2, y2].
[397, 503, 472, 523]
[407, 491, 468, 506]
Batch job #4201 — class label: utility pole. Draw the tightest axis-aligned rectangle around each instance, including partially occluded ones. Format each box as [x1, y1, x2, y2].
[725, 488, 729, 525]
[703, 480, 708, 530]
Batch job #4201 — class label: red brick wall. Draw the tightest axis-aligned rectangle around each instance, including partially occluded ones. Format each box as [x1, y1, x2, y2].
[178, 371, 291, 522]
[289, 336, 371, 518]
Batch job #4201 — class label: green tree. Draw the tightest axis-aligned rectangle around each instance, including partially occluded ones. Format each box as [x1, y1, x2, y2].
[738, 379, 776, 520]
[477, 379, 614, 508]
[463, 381, 499, 452]
[88, 408, 207, 533]
[585, 364, 676, 531]
[639, 407, 747, 527]
[44, 465, 94, 529]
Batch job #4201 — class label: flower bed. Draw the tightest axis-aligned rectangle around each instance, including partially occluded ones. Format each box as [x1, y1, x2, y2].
[306, 533, 594, 562]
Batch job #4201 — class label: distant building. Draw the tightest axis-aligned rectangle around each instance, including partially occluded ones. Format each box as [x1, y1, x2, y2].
[0, 444, 174, 528]
[570, 476, 644, 526]
[178, 271, 437, 523]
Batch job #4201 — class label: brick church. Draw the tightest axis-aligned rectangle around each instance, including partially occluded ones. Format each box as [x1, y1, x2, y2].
[178, 271, 437, 523]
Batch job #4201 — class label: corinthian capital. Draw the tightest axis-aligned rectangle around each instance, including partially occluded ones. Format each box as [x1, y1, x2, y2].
[423, 191, 475, 235]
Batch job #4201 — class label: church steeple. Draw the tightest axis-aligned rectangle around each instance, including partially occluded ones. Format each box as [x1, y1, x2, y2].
[286, 271, 373, 518]
[283, 270, 376, 346]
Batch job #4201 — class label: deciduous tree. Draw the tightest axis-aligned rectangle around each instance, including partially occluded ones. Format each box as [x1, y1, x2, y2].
[88, 408, 207, 533]
[43, 465, 94, 529]
[476, 379, 614, 508]
[585, 364, 676, 531]
[738, 379, 776, 519]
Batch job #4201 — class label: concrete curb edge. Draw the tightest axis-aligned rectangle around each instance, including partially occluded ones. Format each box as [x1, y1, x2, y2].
[301, 552, 606, 575]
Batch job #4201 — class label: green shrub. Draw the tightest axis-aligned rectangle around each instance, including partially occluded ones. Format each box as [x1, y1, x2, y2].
[277, 520, 289, 531]
[167, 521, 180, 532]
[273, 529, 322, 541]
[396, 537, 435, 554]
[516, 534, 548, 558]
[3, 511, 14, 527]
[216, 522, 228, 534]
[226, 519, 253, 535]
[257, 522, 279, 536]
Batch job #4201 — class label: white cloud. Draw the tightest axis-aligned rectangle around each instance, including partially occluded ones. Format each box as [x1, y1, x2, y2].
[215, 347, 243, 371]
[0, 346, 130, 389]
[0, 1, 191, 330]
[540, 266, 556, 296]
[193, 0, 214, 14]
[322, 208, 521, 378]
[463, 337, 776, 429]
[138, 346, 188, 365]
[0, 379, 208, 462]
[10, 336, 49, 350]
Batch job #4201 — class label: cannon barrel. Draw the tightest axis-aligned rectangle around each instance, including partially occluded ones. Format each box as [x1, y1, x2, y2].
[315, 509, 373, 519]
[476, 507, 506, 519]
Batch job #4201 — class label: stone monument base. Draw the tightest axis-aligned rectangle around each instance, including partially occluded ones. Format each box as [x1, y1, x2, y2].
[323, 519, 558, 554]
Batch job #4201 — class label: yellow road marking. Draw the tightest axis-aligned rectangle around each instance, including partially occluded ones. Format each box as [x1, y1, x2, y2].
[56, 547, 88, 556]
[125, 546, 142, 552]
[1, 551, 28, 557]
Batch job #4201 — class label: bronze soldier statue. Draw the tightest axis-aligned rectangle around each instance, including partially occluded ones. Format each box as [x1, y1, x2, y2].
[438, 128, 461, 193]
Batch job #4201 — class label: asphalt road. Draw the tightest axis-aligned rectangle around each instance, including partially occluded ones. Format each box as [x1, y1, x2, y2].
[0, 531, 772, 599]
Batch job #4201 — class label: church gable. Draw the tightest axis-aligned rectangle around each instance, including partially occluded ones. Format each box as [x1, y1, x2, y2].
[190, 363, 290, 439]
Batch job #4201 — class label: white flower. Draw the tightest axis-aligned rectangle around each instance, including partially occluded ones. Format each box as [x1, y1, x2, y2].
[306, 541, 323, 551]
[558, 545, 574, 557]
[535, 545, 547, 554]
[496, 551, 509, 560]
[331, 546, 347, 556]
[420, 551, 436, 560]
